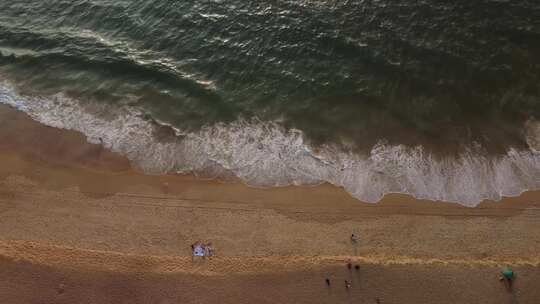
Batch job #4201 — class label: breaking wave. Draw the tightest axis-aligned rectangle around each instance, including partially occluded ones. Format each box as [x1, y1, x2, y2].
[2, 81, 540, 207]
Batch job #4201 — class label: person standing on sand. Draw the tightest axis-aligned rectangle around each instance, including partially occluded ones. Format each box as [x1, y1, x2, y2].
[325, 278, 331, 287]
[345, 280, 351, 290]
[56, 283, 66, 295]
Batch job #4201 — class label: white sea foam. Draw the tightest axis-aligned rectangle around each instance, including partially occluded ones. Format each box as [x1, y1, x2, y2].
[2, 81, 540, 207]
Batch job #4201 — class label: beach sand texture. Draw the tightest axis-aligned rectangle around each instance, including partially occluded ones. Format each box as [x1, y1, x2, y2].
[1, 105, 540, 303]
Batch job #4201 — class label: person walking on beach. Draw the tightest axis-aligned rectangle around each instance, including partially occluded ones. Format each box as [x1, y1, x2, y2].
[344, 280, 351, 290]
[325, 278, 331, 287]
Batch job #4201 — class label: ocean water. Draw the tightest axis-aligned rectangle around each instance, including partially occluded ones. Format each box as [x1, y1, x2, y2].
[0, 0, 539, 206]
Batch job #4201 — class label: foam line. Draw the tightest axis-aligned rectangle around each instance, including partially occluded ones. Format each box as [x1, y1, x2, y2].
[2, 81, 540, 206]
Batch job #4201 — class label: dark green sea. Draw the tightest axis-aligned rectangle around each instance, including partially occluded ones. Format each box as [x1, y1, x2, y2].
[0, 0, 539, 205]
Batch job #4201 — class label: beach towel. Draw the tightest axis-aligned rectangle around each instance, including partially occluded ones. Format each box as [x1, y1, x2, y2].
[194, 246, 205, 257]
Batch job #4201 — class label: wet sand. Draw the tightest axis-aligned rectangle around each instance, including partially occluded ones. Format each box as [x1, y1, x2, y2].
[0, 104, 539, 303]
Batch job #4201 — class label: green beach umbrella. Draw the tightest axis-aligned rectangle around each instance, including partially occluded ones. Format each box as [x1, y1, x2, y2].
[502, 268, 515, 280]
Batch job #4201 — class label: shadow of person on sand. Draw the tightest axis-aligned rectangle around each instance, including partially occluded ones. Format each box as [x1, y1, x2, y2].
[500, 271, 519, 304]
[507, 287, 520, 304]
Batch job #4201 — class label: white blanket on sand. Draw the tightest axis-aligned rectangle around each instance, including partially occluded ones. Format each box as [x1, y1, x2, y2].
[193, 246, 205, 257]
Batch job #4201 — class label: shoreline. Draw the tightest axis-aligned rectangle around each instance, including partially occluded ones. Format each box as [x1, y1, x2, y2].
[1, 104, 540, 303]
[2, 86, 539, 206]
[2, 103, 540, 210]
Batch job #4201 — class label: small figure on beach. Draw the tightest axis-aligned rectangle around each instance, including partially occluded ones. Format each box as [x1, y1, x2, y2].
[162, 182, 170, 194]
[205, 243, 214, 257]
[201, 243, 207, 259]
[347, 262, 352, 270]
[190, 243, 196, 260]
[354, 265, 360, 271]
[96, 137, 104, 159]
[325, 278, 331, 287]
[56, 283, 66, 295]
[344, 280, 351, 290]
[351, 233, 359, 244]
[499, 267, 515, 291]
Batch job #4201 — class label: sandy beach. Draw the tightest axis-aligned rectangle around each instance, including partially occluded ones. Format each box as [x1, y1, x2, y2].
[1, 104, 540, 303]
